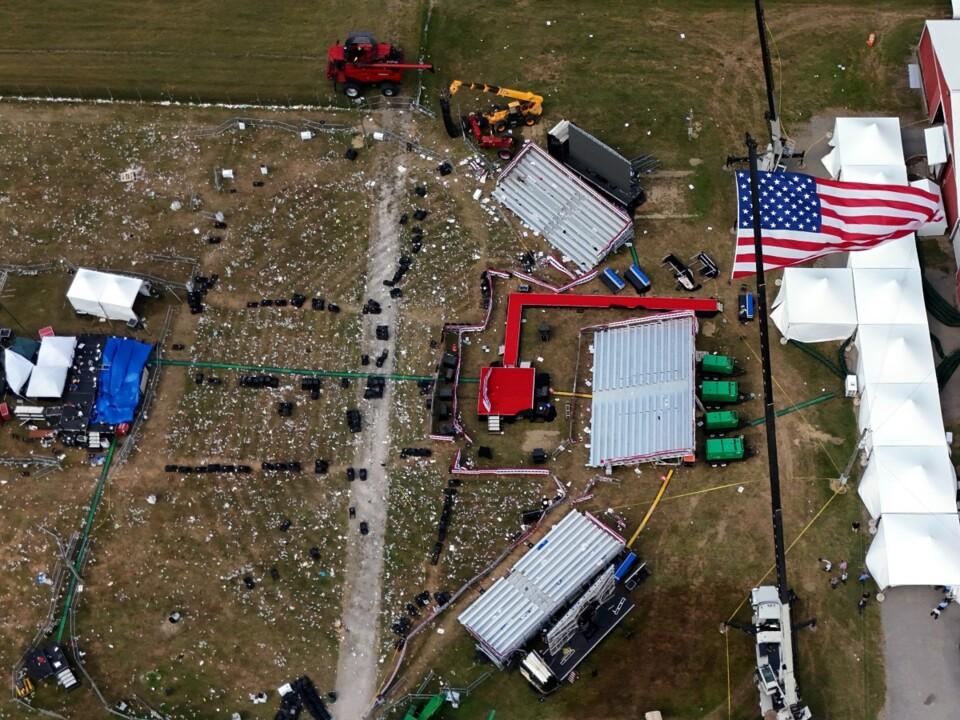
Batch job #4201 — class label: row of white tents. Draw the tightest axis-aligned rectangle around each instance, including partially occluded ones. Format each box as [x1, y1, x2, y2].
[3, 336, 77, 398]
[772, 117, 960, 589]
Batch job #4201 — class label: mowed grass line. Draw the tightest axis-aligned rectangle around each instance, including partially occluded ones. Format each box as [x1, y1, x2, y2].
[0, 1, 420, 102]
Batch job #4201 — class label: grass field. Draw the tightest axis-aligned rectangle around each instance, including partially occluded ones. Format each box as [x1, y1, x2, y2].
[0, 1, 949, 718]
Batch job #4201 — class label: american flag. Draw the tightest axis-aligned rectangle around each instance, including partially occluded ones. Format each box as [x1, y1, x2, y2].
[732, 170, 941, 278]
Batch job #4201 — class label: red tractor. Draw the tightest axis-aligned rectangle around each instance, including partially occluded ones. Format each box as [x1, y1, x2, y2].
[439, 90, 515, 159]
[326, 31, 434, 99]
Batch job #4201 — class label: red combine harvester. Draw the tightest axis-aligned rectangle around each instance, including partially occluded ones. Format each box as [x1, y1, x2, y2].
[326, 31, 434, 98]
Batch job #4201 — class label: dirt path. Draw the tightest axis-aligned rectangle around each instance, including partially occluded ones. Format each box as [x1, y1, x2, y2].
[333, 110, 408, 720]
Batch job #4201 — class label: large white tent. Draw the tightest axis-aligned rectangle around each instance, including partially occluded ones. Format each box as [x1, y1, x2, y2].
[855, 325, 937, 388]
[851, 268, 927, 327]
[846, 236, 919, 270]
[866, 513, 960, 589]
[36, 336, 77, 368]
[3, 349, 34, 395]
[858, 446, 958, 519]
[66, 268, 143, 322]
[858, 382, 946, 448]
[25, 365, 68, 399]
[770, 268, 858, 342]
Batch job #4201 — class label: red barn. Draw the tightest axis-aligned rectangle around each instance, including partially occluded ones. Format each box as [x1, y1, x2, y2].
[919, 21, 960, 244]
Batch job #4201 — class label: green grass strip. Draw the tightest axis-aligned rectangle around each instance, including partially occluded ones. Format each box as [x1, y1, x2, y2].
[54, 438, 117, 643]
[747, 392, 838, 427]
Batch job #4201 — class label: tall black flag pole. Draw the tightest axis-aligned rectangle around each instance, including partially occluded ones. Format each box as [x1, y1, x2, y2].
[746, 133, 790, 604]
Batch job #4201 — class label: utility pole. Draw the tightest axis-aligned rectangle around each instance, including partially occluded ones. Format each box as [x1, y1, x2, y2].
[755, 0, 781, 155]
[746, 133, 790, 605]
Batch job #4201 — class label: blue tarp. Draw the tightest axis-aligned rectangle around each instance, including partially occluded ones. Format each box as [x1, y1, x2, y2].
[92, 337, 153, 425]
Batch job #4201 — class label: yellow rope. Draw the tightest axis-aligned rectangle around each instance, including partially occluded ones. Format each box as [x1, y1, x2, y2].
[723, 488, 842, 714]
[611, 478, 758, 512]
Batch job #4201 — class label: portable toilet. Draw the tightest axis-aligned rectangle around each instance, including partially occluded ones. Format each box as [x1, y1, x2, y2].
[704, 410, 740, 431]
[701, 354, 736, 376]
[601, 268, 626, 294]
[705, 436, 745, 463]
[700, 380, 740, 403]
[624, 264, 651, 294]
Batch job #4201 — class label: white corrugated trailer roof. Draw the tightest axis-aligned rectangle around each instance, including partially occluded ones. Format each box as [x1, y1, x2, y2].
[458, 510, 623, 664]
[588, 312, 697, 467]
[492, 142, 634, 272]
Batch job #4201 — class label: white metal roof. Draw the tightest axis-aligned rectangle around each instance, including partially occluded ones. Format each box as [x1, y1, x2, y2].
[587, 312, 696, 467]
[458, 510, 623, 662]
[926, 20, 960, 91]
[492, 142, 634, 272]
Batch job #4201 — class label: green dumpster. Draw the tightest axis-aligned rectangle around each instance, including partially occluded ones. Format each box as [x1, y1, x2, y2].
[701, 354, 736, 376]
[706, 436, 745, 462]
[700, 380, 739, 403]
[704, 410, 740, 431]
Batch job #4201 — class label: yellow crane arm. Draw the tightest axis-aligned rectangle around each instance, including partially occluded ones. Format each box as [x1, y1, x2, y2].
[448, 80, 543, 107]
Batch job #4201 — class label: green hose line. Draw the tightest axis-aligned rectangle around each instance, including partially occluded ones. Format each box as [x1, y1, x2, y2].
[922, 276, 960, 327]
[931, 333, 947, 360]
[786, 340, 844, 378]
[54, 439, 117, 644]
[152, 358, 480, 383]
[629, 243, 640, 267]
[837, 336, 853, 377]
[748, 392, 838, 427]
[937, 350, 960, 389]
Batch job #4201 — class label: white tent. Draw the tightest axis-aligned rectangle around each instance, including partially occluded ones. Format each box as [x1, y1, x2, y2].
[36, 336, 77, 368]
[65, 269, 103, 316]
[831, 117, 905, 169]
[838, 165, 908, 186]
[770, 268, 858, 342]
[858, 382, 946, 447]
[852, 268, 927, 326]
[866, 513, 960, 588]
[99, 275, 143, 321]
[25, 365, 68, 399]
[66, 268, 143, 322]
[855, 325, 937, 388]
[846, 235, 919, 270]
[858, 445, 958, 518]
[3, 349, 34, 394]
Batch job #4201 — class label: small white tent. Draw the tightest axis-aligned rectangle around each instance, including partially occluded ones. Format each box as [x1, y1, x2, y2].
[910, 178, 948, 237]
[858, 382, 946, 447]
[770, 268, 858, 342]
[66, 269, 103, 316]
[866, 513, 960, 589]
[852, 268, 928, 326]
[36, 336, 77, 368]
[99, 275, 144, 321]
[858, 445, 958, 518]
[838, 165, 908, 186]
[25, 365, 68, 399]
[831, 117, 905, 169]
[66, 268, 143, 322]
[855, 325, 937, 388]
[3, 349, 34, 395]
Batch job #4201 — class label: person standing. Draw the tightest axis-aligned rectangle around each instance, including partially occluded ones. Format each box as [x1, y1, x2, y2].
[858, 594, 869, 614]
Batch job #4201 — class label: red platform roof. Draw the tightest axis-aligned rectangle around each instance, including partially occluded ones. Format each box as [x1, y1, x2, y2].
[477, 366, 536, 417]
